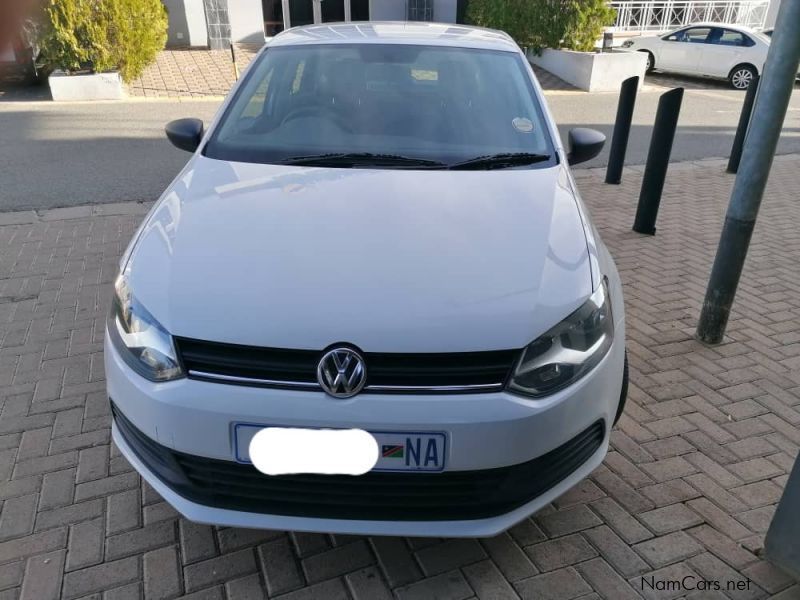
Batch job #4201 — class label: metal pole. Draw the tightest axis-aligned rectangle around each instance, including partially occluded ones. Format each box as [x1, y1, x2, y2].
[632, 87, 684, 235]
[605, 76, 639, 184]
[696, 0, 800, 345]
[230, 43, 239, 81]
[765, 455, 800, 579]
[727, 74, 760, 174]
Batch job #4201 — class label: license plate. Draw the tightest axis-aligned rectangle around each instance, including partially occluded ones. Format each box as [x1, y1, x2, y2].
[233, 424, 447, 472]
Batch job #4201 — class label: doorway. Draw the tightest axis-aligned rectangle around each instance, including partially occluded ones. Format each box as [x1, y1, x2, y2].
[265, 0, 363, 35]
[262, 0, 285, 37]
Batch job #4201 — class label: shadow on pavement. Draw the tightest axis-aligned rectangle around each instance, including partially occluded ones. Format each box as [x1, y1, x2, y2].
[645, 70, 800, 91]
[0, 79, 52, 102]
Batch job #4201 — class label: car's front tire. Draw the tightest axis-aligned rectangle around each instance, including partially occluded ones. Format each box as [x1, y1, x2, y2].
[729, 64, 757, 90]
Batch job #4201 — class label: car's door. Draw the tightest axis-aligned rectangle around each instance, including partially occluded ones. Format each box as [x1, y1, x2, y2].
[697, 28, 757, 78]
[658, 26, 711, 73]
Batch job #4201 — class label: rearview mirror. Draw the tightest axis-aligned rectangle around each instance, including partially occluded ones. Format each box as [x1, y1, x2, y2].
[567, 128, 605, 165]
[165, 118, 204, 153]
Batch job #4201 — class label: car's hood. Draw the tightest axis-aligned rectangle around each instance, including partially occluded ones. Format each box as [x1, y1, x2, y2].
[125, 155, 593, 352]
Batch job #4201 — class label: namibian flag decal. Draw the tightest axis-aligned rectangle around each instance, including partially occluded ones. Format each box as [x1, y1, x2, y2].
[382, 444, 404, 458]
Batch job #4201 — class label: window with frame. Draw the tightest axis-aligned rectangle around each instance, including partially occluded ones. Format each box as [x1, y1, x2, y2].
[665, 27, 711, 43]
[684, 27, 712, 43]
[408, 0, 434, 21]
[716, 29, 753, 46]
[204, 44, 557, 169]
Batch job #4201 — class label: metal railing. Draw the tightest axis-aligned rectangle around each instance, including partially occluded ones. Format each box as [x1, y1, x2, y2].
[608, 0, 770, 33]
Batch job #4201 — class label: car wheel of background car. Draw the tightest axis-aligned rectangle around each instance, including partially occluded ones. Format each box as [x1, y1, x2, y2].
[641, 51, 655, 73]
[613, 350, 629, 425]
[729, 64, 757, 90]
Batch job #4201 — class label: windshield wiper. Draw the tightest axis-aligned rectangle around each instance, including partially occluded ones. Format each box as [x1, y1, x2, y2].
[448, 152, 552, 170]
[279, 153, 447, 169]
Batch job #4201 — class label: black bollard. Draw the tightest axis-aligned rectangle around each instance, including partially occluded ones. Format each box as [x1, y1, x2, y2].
[632, 87, 684, 235]
[605, 76, 640, 184]
[727, 74, 760, 174]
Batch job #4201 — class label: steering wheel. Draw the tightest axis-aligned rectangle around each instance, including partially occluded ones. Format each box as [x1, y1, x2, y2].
[281, 105, 351, 131]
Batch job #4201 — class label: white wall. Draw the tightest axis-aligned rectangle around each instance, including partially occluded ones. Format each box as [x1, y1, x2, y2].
[528, 49, 647, 92]
[370, 0, 407, 20]
[433, 0, 457, 22]
[229, 0, 266, 43]
[185, 0, 209, 46]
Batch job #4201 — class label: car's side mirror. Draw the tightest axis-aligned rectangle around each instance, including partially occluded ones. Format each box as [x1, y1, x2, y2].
[165, 118, 204, 153]
[667, 35, 678, 41]
[567, 128, 605, 165]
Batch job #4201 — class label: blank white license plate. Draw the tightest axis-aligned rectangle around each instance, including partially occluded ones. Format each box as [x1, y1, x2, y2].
[233, 424, 447, 472]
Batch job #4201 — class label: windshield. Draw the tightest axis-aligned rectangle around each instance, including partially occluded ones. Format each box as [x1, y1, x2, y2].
[204, 43, 556, 169]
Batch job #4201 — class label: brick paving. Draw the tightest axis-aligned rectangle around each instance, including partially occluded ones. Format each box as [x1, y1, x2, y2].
[1, 156, 800, 598]
[126, 47, 578, 97]
[530, 65, 578, 92]
[126, 45, 261, 98]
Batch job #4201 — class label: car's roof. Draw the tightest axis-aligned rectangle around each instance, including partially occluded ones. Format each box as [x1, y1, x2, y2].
[268, 21, 519, 52]
[673, 21, 756, 32]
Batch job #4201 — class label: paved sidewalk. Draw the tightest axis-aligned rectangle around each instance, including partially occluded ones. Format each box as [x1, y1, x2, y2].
[1, 156, 799, 599]
[126, 46, 261, 98]
[127, 47, 578, 97]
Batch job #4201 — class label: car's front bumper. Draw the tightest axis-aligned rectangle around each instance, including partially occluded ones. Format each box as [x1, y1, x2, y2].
[106, 321, 624, 537]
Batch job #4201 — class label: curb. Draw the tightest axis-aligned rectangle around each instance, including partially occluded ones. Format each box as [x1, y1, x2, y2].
[0, 201, 154, 226]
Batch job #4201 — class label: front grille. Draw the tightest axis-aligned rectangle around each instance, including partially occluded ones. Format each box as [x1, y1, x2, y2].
[112, 402, 605, 521]
[175, 337, 520, 393]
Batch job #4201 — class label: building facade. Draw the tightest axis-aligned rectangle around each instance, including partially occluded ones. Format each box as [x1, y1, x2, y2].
[165, 0, 468, 48]
[162, 0, 773, 49]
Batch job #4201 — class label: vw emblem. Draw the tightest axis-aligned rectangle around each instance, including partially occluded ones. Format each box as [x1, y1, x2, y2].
[317, 347, 367, 399]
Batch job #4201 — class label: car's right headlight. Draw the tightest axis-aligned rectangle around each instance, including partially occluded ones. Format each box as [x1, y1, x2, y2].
[507, 279, 614, 398]
[107, 273, 184, 382]
[622, 40, 634, 48]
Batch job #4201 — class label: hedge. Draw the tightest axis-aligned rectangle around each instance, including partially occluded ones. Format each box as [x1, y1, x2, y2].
[39, 0, 167, 82]
[467, 0, 617, 53]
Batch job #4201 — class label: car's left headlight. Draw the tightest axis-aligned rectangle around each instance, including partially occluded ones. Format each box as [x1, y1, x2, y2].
[107, 273, 184, 382]
[507, 279, 614, 397]
[622, 40, 634, 48]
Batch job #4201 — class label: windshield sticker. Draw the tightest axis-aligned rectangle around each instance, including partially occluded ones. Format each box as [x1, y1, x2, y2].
[512, 117, 534, 133]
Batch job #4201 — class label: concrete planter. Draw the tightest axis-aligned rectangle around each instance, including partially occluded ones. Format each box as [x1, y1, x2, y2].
[48, 70, 124, 101]
[527, 48, 647, 92]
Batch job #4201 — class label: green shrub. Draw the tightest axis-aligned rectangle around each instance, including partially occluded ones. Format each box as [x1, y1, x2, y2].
[106, 0, 169, 81]
[467, 0, 616, 53]
[39, 0, 167, 82]
[562, 0, 617, 52]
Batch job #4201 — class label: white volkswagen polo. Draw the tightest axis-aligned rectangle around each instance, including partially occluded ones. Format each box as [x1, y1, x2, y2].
[105, 22, 627, 537]
[622, 22, 772, 89]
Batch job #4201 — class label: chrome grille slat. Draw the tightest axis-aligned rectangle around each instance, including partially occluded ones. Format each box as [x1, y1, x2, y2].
[176, 337, 519, 394]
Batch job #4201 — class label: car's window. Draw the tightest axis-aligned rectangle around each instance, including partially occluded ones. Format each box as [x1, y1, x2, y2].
[204, 44, 556, 169]
[663, 29, 683, 42]
[684, 27, 712, 43]
[713, 29, 754, 47]
[664, 27, 712, 43]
